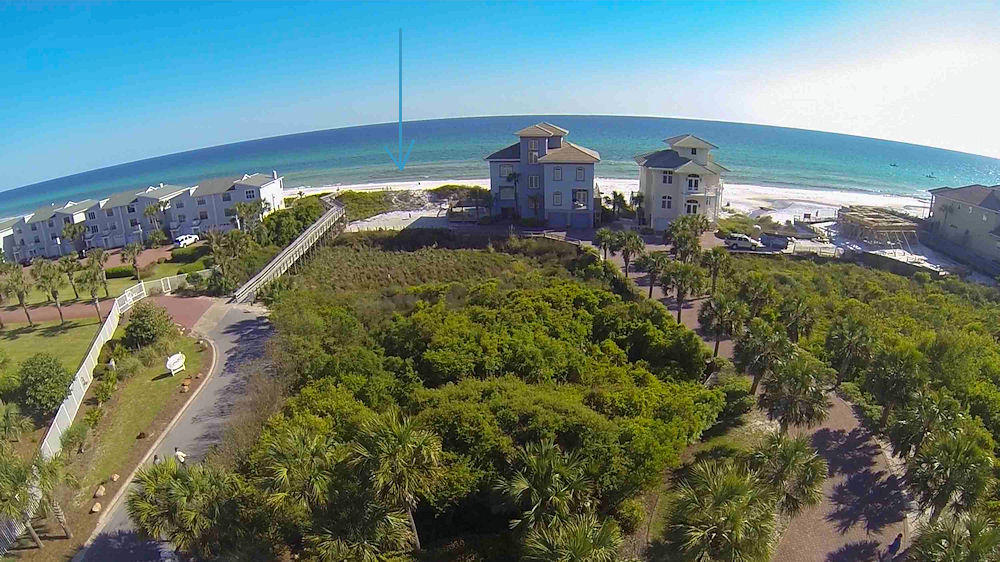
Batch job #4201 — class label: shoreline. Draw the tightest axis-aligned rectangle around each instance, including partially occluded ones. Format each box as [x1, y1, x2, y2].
[285, 177, 932, 222]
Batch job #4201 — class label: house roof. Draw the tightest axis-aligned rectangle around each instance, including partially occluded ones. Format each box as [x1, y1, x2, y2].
[193, 177, 241, 196]
[537, 141, 600, 164]
[102, 189, 144, 209]
[235, 173, 277, 188]
[705, 160, 731, 174]
[634, 149, 692, 169]
[55, 199, 99, 215]
[514, 122, 569, 138]
[484, 142, 521, 161]
[25, 204, 61, 223]
[139, 183, 190, 200]
[930, 184, 1000, 211]
[664, 134, 718, 149]
[0, 217, 20, 231]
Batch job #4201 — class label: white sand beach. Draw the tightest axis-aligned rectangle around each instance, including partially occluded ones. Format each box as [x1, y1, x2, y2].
[285, 177, 932, 223]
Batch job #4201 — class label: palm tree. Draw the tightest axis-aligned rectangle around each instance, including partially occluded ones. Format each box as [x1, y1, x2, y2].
[348, 409, 442, 552]
[57, 255, 80, 300]
[617, 231, 645, 278]
[86, 248, 111, 297]
[734, 317, 793, 395]
[33, 259, 66, 324]
[825, 313, 876, 387]
[121, 242, 143, 281]
[60, 222, 86, 255]
[736, 272, 777, 318]
[887, 390, 962, 458]
[635, 251, 670, 299]
[611, 192, 627, 217]
[257, 425, 342, 520]
[907, 422, 995, 522]
[143, 201, 168, 233]
[911, 509, 1000, 561]
[77, 262, 105, 322]
[507, 172, 522, 219]
[746, 433, 827, 518]
[304, 503, 412, 561]
[701, 246, 732, 295]
[669, 460, 777, 562]
[758, 353, 832, 433]
[699, 294, 748, 357]
[33, 453, 77, 539]
[593, 228, 615, 261]
[661, 261, 707, 324]
[0, 452, 44, 548]
[0, 400, 33, 442]
[778, 294, 817, 343]
[863, 342, 928, 428]
[127, 458, 240, 559]
[522, 512, 622, 562]
[2, 263, 33, 326]
[495, 439, 593, 533]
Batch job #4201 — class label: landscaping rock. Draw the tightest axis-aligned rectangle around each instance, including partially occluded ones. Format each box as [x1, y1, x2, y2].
[136, 432, 147, 439]
[180, 385, 190, 393]
[111, 473, 120, 482]
[94, 485, 106, 498]
[182, 377, 193, 386]
[91, 502, 102, 514]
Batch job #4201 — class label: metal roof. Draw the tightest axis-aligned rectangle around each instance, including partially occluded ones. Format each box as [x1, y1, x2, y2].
[234, 173, 278, 188]
[484, 142, 521, 161]
[193, 177, 240, 196]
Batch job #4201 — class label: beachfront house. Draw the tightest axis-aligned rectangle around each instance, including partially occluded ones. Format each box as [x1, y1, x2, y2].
[927, 183, 1000, 272]
[635, 134, 728, 231]
[0, 171, 285, 262]
[484, 122, 601, 229]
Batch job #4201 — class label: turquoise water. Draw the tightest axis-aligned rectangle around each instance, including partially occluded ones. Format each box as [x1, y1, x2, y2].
[2, 115, 998, 219]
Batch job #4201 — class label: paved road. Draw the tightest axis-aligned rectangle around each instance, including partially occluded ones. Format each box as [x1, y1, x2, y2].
[77, 301, 272, 561]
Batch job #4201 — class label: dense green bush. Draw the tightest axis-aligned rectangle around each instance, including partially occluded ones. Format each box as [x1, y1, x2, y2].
[60, 420, 89, 453]
[84, 406, 103, 428]
[124, 301, 175, 349]
[105, 264, 136, 279]
[614, 497, 646, 534]
[19, 352, 74, 417]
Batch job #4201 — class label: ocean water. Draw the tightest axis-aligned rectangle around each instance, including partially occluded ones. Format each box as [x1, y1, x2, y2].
[2, 115, 999, 219]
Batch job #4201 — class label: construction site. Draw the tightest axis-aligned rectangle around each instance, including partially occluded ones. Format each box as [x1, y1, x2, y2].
[832, 205, 952, 278]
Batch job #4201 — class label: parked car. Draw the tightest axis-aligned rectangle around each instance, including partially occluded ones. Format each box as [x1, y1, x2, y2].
[174, 234, 198, 248]
[724, 233, 764, 251]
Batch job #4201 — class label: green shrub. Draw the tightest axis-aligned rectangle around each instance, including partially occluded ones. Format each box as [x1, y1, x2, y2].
[84, 407, 103, 429]
[123, 301, 175, 349]
[114, 355, 143, 379]
[19, 353, 73, 417]
[61, 421, 89, 453]
[171, 244, 210, 263]
[715, 375, 753, 422]
[105, 264, 136, 279]
[614, 498, 646, 534]
[0, 369, 21, 400]
[94, 378, 118, 404]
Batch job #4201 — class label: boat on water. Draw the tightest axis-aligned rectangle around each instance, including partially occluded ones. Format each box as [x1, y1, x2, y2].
[889, 163, 898, 167]
[926, 173, 936, 179]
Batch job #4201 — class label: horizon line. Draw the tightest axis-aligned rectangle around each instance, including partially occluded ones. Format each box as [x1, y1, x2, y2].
[4, 112, 999, 195]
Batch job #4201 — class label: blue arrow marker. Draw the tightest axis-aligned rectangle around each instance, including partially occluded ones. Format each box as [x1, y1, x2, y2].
[385, 28, 414, 171]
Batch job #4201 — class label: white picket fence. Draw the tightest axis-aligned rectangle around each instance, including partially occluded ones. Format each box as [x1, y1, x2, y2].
[0, 269, 206, 555]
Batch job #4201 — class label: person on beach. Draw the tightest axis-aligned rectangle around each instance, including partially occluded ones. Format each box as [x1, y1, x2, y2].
[174, 447, 187, 465]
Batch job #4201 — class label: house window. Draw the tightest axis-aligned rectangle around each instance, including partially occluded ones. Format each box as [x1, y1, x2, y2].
[127, 205, 137, 213]
[130, 218, 139, 227]
[572, 190, 588, 209]
[88, 211, 96, 220]
[197, 198, 206, 206]
[528, 151, 539, 164]
[30, 224, 37, 231]
[686, 199, 699, 215]
[50, 233, 58, 240]
[529, 140, 538, 150]
[106, 209, 114, 217]
[110, 224, 117, 231]
[224, 208, 236, 217]
[663, 171, 673, 184]
[199, 211, 209, 220]
[33, 236, 40, 244]
[178, 214, 187, 223]
[691, 148, 697, 155]
[500, 188, 515, 201]
[246, 190, 256, 199]
[48, 220, 53, 228]
[527, 175, 540, 189]
[554, 167, 562, 181]
[687, 175, 700, 190]
[175, 201, 184, 209]
[576, 167, 584, 181]
[63, 217, 71, 224]
[553, 192, 562, 206]
[500, 164, 513, 178]
[661, 195, 672, 209]
[222, 193, 232, 202]
[88, 226, 98, 233]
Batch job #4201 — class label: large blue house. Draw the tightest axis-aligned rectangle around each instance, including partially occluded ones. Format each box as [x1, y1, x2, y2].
[484, 122, 600, 229]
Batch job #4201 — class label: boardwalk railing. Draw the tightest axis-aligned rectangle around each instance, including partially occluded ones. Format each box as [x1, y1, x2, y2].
[231, 194, 345, 304]
[522, 230, 583, 246]
[0, 269, 204, 555]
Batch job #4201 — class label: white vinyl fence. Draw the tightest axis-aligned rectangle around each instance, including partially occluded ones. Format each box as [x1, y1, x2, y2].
[0, 269, 207, 555]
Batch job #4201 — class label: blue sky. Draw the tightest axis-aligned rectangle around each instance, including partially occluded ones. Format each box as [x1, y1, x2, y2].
[1, 1, 998, 189]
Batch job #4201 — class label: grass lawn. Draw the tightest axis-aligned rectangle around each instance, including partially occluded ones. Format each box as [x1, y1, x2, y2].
[0, 318, 100, 372]
[336, 190, 424, 221]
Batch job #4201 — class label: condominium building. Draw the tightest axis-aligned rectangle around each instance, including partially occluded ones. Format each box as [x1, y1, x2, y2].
[1, 172, 284, 263]
[927, 183, 1000, 270]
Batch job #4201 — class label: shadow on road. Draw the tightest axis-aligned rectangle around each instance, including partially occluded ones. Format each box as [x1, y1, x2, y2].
[827, 469, 909, 535]
[77, 529, 164, 561]
[811, 427, 879, 475]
